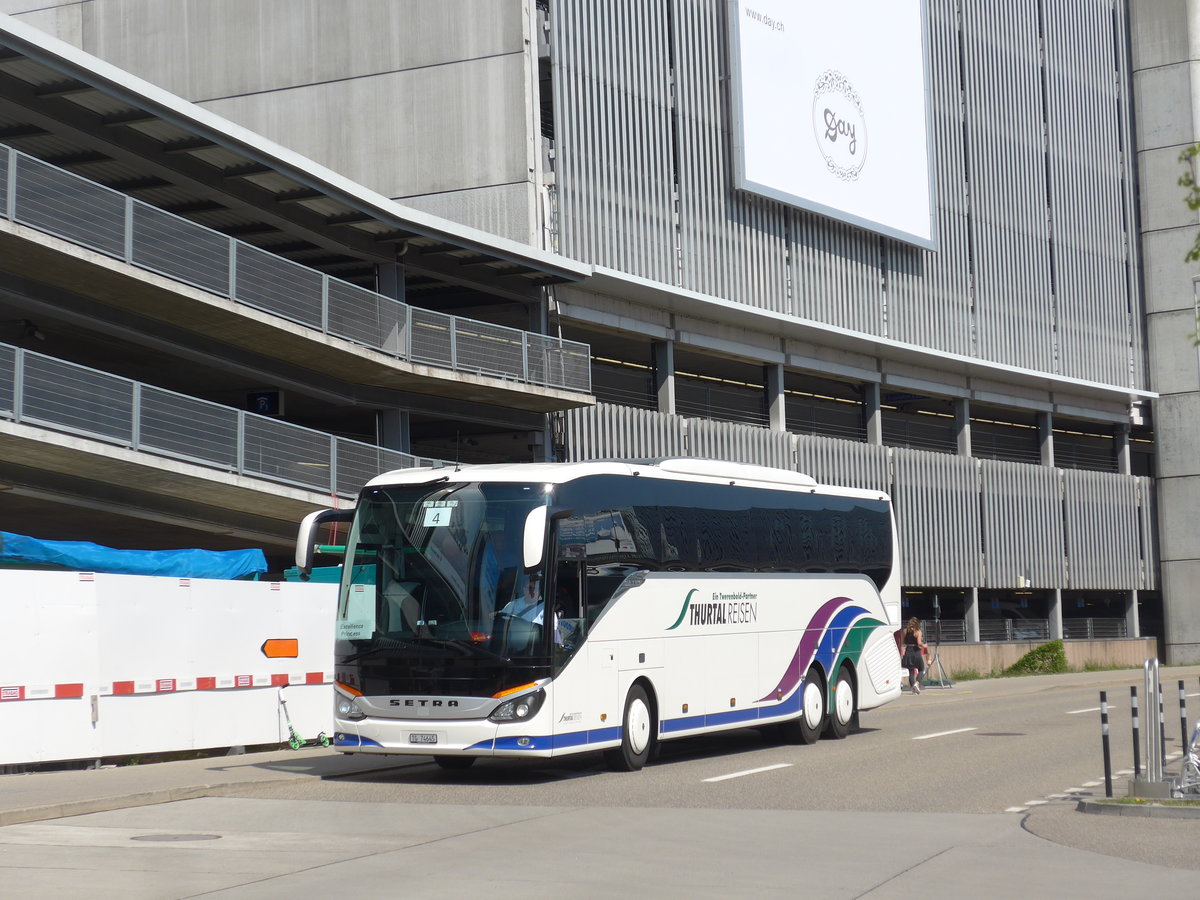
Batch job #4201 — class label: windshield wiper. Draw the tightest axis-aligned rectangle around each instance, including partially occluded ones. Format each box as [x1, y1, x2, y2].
[341, 637, 508, 664]
[340, 640, 416, 663]
[418, 637, 510, 662]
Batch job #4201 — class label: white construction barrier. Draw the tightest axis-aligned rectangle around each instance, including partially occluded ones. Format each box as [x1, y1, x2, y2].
[0, 570, 336, 766]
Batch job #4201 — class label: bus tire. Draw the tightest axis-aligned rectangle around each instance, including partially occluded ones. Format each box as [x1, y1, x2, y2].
[606, 683, 654, 771]
[780, 666, 825, 745]
[823, 663, 856, 740]
[434, 755, 476, 770]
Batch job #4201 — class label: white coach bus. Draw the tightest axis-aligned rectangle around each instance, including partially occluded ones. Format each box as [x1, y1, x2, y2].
[296, 458, 903, 771]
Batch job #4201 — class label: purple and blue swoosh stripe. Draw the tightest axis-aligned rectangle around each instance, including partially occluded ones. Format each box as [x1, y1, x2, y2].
[756, 596, 867, 702]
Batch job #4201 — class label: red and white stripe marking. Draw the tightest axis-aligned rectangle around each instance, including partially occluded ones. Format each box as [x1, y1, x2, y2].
[0, 672, 331, 701]
[0, 683, 84, 701]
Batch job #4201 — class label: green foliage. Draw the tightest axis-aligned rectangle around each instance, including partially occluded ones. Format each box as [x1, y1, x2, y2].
[1082, 661, 1131, 673]
[1004, 639, 1068, 676]
[949, 667, 985, 682]
[1182, 145, 1200, 258]
[1180, 145, 1200, 345]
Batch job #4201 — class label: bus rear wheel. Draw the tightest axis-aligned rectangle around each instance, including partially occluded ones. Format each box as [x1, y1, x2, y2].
[606, 683, 654, 771]
[823, 663, 856, 740]
[781, 666, 824, 745]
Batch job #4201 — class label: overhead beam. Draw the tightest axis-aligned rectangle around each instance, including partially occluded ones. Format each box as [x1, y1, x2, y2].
[0, 68, 391, 263]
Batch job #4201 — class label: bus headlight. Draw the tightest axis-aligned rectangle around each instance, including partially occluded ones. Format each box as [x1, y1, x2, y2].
[336, 696, 366, 721]
[489, 689, 546, 722]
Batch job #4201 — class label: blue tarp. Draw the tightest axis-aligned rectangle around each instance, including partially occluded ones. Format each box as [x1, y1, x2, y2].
[0, 532, 268, 580]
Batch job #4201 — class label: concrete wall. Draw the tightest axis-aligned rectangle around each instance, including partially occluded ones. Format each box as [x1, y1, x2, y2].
[1129, 0, 1200, 663]
[933, 639, 1158, 678]
[0, 0, 540, 243]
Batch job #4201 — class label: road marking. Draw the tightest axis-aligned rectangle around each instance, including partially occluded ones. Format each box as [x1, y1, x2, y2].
[1081, 780, 1102, 787]
[1024, 799, 1049, 806]
[702, 763, 793, 783]
[913, 727, 977, 741]
[1066, 707, 1100, 715]
[1004, 806, 1027, 813]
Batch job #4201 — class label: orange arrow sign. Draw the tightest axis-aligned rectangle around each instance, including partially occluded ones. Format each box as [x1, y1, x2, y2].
[261, 638, 299, 658]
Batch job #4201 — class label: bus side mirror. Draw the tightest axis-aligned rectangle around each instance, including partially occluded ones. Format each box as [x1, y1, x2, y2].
[296, 508, 355, 574]
[523, 506, 574, 571]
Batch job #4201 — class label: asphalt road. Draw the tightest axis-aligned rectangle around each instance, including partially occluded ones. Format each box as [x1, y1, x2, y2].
[5, 666, 1200, 898]
[220, 667, 1193, 815]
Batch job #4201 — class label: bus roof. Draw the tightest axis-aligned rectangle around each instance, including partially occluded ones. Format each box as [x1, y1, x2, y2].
[363, 458, 890, 502]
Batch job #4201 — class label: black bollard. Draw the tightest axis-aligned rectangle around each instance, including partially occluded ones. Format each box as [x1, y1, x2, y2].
[1181, 681, 1189, 752]
[1131, 685, 1140, 778]
[1160, 684, 1167, 769]
[1100, 691, 1113, 798]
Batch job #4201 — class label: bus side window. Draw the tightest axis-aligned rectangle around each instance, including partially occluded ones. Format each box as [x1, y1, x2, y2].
[586, 575, 627, 613]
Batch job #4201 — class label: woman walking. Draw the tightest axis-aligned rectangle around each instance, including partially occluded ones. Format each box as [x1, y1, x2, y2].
[901, 617, 928, 694]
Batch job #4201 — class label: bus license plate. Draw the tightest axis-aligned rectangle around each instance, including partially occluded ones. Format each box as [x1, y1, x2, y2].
[409, 733, 438, 744]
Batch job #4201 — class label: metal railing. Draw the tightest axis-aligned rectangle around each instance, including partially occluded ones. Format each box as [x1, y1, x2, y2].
[919, 618, 1128, 643]
[978, 618, 1052, 642]
[919, 619, 968, 643]
[0, 341, 442, 498]
[0, 145, 591, 394]
[1063, 618, 1128, 640]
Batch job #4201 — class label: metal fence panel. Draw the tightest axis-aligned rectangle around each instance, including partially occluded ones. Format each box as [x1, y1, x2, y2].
[551, 0, 678, 283]
[20, 352, 133, 443]
[978, 618, 1051, 642]
[335, 438, 421, 497]
[1139, 476, 1158, 591]
[673, 0, 790, 309]
[793, 433, 890, 493]
[564, 402, 687, 460]
[676, 380, 768, 428]
[409, 307, 455, 368]
[327, 279, 407, 355]
[686, 418, 791, 469]
[14, 154, 126, 259]
[234, 242, 325, 327]
[0, 144, 591, 395]
[0, 146, 8, 218]
[0, 343, 13, 416]
[130, 202, 231, 295]
[893, 448, 982, 586]
[528, 334, 592, 392]
[980, 459, 1064, 587]
[1063, 618, 1127, 640]
[1062, 468, 1143, 589]
[137, 385, 239, 469]
[921, 618, 968, 643]
[454, 319, 525, 380]
[242, 416, 331, 491]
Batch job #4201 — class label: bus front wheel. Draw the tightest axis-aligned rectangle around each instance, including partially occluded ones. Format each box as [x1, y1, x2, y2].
[823, 663, 856, 740]
[606, 683, 654, 771]
[782, 666, 824, 745]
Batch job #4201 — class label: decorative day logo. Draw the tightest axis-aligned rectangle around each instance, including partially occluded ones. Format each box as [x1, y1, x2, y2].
[811, 70, 867, 181]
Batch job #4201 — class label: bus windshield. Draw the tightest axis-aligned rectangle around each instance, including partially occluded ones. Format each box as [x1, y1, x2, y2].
[337, 480, 550, 664]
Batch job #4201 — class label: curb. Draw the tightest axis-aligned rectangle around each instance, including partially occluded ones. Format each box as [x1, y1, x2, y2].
[0, 778, 303, 828]
[0, 754, 417, 828]
[1076, 798, 1200, 819]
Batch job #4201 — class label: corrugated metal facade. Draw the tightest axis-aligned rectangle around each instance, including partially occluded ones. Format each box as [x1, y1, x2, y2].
[566, 405, 1157, 592]
[550, 1, 1150, 597]
[549, 0, 1142, 388]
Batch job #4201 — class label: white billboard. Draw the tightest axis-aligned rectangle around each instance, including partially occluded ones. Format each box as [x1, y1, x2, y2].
[728, 0, 936, 249]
